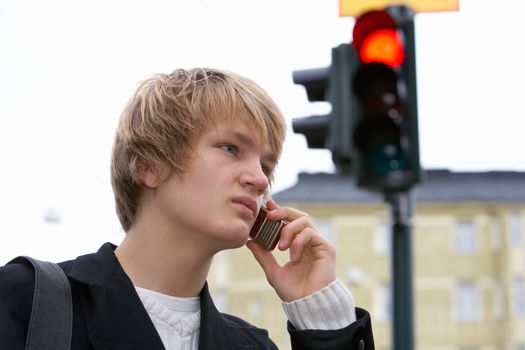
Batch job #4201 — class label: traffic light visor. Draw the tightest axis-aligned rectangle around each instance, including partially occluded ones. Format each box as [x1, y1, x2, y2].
[353, 10, 405, 68]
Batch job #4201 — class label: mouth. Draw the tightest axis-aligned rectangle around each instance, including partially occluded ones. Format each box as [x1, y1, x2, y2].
[232, 196, 258, 218]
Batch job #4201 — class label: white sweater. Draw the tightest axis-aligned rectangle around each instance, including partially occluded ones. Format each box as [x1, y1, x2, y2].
[135, 280, 356, 350]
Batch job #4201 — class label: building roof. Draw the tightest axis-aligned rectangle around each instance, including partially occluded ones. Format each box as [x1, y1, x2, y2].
[272, 170, 525, 203]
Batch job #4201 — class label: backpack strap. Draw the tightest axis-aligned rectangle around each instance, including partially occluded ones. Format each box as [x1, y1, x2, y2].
[10, 256, 73, 350]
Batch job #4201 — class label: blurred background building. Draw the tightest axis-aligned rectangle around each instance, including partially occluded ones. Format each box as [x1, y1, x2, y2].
[208, 169, 525, 350]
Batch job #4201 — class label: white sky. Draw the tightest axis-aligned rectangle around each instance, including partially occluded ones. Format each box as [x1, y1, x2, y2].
[1, 0, 524, 263]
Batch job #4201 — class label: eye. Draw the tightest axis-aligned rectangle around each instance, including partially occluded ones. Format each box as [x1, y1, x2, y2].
[219, 144, 238, 155]
[261, 163, 273, 177]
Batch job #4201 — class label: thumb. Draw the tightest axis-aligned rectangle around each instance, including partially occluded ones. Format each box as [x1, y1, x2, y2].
[246, 241, 279, 280]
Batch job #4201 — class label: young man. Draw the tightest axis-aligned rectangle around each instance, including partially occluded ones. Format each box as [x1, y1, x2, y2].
[0, 68, 374, 349]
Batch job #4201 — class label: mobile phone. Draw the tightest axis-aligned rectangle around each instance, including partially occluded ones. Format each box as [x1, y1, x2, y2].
[248, 206, 285, 251]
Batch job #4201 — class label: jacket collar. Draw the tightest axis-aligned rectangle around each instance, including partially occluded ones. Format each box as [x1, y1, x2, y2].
[66, 243, 269, 350]
[67, 242, 165, 349]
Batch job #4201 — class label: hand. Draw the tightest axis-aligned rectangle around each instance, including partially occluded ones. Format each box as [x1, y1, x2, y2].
[246, 200, 336, 302]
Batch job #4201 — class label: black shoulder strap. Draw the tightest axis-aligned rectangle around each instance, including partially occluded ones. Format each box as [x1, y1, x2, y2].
[10, 256, 73, 350]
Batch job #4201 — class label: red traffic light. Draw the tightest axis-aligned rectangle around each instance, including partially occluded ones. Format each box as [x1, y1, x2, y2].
[353, 10, 405, 68]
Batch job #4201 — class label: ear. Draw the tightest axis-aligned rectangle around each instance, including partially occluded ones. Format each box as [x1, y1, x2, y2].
[137, 164, 162, 189]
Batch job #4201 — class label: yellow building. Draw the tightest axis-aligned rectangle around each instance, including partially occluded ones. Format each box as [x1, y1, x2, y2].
[208, 170, 525, 350]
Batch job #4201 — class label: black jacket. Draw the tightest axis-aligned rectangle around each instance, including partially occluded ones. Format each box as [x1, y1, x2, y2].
[0, 243, 374, 349]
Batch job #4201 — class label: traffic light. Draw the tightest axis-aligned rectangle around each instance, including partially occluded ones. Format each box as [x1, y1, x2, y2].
[351, 5, 421, 191]
[292, 44, 359, 174]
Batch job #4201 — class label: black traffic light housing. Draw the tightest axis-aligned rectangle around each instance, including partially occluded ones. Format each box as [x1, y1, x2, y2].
[292, 45, 359, 174]
[351, 5, 421, 192]
[291, 67, 329, 150]
[292, 4, 421, 192]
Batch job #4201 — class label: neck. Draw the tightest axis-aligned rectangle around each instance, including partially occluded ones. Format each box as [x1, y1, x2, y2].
[115, 222, 215, 298]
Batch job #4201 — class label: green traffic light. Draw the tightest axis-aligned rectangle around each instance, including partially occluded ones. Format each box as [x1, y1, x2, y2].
[365, 142, 407, 176]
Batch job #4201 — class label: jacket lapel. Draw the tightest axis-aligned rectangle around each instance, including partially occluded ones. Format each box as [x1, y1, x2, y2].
[67, 243, 165, 350]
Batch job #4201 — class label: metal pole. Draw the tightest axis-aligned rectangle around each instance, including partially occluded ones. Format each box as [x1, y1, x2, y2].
[385, 191, 414, 350]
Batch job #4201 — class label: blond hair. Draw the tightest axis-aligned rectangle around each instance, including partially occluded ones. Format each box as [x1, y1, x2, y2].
[110, 68, 287, 231]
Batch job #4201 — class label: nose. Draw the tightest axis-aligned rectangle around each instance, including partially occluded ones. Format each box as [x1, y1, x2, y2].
[240, 161, 269, 195]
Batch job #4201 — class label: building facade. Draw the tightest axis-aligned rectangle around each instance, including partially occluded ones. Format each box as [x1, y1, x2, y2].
[208, 170, 525, 350]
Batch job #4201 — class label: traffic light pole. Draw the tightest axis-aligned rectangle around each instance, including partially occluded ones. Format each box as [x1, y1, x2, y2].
[385, 191, 414, 350]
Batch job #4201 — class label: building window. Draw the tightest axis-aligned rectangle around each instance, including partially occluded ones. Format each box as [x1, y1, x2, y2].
[248, 298, 264, 318]
[455, 281, 481, 322]
[374, 220, 391, 256]
[314, 218, 335, 244]
[513, 277, 525, 316]
[345, 265, 364, 286]
[375, 282, 391, 322]
[454, 220, 477, 254]
[510, 212, 523, 246]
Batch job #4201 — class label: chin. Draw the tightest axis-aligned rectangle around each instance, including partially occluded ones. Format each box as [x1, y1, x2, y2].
[213, 236, 247, 252]
[210, 219, 251, 250]
[229, 239, 248, 250]
[223, 225, 250, 249]
[231, 229, 250, 247]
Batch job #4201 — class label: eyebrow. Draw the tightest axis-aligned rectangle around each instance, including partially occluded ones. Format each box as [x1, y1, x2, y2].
[229, 130, 277, 165]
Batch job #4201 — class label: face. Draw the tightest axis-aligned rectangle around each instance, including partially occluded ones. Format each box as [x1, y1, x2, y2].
[152, 119, 277, 251]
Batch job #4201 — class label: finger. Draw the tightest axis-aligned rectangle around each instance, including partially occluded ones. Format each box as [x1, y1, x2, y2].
[278, 216, 312, 250]
[288, 228, 316, 263]
[266, 205, 309, 223]
[246, 240, 280, 279]
[265, 199, 279, 210]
